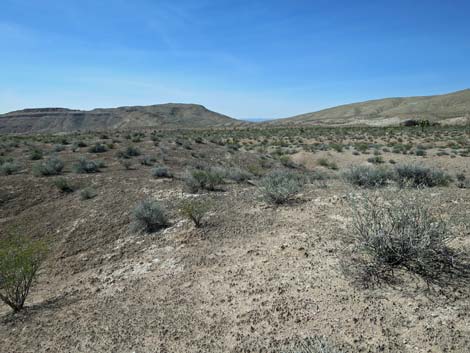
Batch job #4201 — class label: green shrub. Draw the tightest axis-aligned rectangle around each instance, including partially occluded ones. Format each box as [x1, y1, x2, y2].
[342, 166, 393, 188]
[179, 198, 211, 227]
[394, 164, 452, 187]
[33, 157, 64, 176]
[131, 199, 169, 233]
[53, 177, 74, 193]
[73, 157, 100, 173]
[139, 155, 156, 166]
[227, 167, 252, 183]
[88, 143, 107, 153]
[347, 194, 467, 286]
[184, 168, 225, 192]
[152, 166, 172, 178]
[0, 234, 49, 312]
[29, 148, 43, 160]
[367, 156, 384, 164]
[116, 146, 141, 159]
[119, 159, 133, 170]
[0, 162, 20, 176]
[258, 170, 305, 204]
[80, 187, 97, 200]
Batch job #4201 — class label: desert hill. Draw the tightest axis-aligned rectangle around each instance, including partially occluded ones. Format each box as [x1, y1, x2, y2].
[0, 104, 243, 134]
[267, 89, 470, 126]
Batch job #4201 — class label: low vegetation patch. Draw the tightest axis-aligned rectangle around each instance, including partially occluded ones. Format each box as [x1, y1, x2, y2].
[53, 177, 74, 193]
[342, 166, 393, 188]
[0, 234, 49, 312]
[179, 198, 211, 227]
[184, 167, 225, 192]
[73, 157, 100, 173]
[258, 170, 305, 204]
[33, 156, 64, 176]
[131, 199, 169, 233]
[346, 193, 469, 287]
[394, 164, 452, 187]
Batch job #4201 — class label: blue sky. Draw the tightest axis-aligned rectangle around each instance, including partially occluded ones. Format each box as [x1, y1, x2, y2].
[1, 0, 469, 120]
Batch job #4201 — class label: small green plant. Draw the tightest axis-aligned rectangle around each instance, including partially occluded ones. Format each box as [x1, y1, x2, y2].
[73, 157, 100, 173]
[184, 167, 225, 192]
[80, 187, 97, 200]
[342, 166, 393, 188]
[0, 161, 20, 175]
[53, 177, 74, 193]
[88, 143, 107, 153]
[367, 156, 384, 164]
[0, 234, 49, 312]
[346, 193, 467, 287]
[258, 170, 305, 204]
[152, 166, 172, 178]
[179, 198, 211, 227]
[116, 146, 141, 159]
[33, 157, 64, 176]
[29, 148, 43, 160]
[119, 159, 133, 170]
[131, 199, 169, 233]
[227, 167, 252, 183]
[394, 164, 452, 187]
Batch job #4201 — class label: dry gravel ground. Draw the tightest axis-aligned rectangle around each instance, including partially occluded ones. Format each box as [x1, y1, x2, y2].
[0, 127, 469, 352]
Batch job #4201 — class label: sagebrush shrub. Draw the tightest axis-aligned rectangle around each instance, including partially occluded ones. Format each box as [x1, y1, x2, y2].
[88, 143, 107, 153]
[73, 157, 100, 173]
[348, 193, 467, 286]
[184, 167, 225, 192]
[53, 177, 74, 193]
[394, 164, 452, 187]
[258, 170, 304, 204]
[0, 234, 49, 312]
[227, 167, 252, 183]
[80, 187, 97, 200]
[0, 162, 20, 176]
[33, 157, 64, 176]
[342, 166, 393, 188]
[131, 199, 169, 233]
[152, 166, 172, 178]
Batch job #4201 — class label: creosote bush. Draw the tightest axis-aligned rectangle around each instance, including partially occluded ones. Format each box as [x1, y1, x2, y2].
[394, 164, 452, 187]
[258, 170, 305, 204]
[131, 199, 169, 233]
[0, 234, 49, 312]
[342, 166, 393, 188]
[179, 198, 211, 227]
[33, 156, 64, 176]
[347, 193, 468, 287]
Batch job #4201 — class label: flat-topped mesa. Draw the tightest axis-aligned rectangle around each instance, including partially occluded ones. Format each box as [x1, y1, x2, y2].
[0, 103, 244, 134]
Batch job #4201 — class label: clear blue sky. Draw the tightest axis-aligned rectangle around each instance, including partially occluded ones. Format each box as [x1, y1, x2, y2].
[1, 0, 469, 120]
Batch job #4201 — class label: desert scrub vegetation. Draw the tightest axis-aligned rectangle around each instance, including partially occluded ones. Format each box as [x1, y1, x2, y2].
[73, 157, 100, 173]
[80, 187, 97, 200]
[345, 193, 469, 287]
[116, 145, 141, 159]
[342, 166, 394, 188]
[0, 160, 20, 176]
[152, 166, 172, 178]
[394, 164, 452, 187]
[53, 177, 74, 193]
[88, 143, 107, 153]
[33, 156, 64, 176]
[0, 234, 49, 312]
[258, 170, 305, 204]
[131, 199, 169, 233]
[227, 167, 252, 183]
[184, 167, 225, 192]
[29, 147, 43, 160]
[179, 198, 211, 227]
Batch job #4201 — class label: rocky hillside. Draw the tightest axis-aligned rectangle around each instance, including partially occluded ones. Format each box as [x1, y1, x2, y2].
[268, 89, 470, 126]
[0, 104, 243, 134]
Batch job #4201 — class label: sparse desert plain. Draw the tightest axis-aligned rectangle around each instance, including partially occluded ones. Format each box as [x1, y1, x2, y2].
[0, 122, 469, 353]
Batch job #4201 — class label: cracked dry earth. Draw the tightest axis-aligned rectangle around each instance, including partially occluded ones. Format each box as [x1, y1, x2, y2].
[1, 174, 469, 353]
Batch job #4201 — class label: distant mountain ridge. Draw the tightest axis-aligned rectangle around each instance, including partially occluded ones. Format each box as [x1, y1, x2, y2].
[266, 89, 470, 126]
[0, 104, 242, 134]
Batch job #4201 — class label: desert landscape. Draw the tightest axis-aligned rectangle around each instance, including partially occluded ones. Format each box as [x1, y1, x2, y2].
[1, 96, 469, 352]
